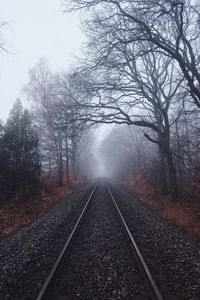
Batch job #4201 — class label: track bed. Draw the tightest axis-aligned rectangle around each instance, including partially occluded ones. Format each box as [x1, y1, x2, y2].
[52, 183, 148, 299]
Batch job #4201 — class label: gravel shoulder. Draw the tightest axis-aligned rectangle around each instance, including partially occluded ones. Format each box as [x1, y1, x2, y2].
[0, 184, 93, 300]
[110, 183, 200, 299]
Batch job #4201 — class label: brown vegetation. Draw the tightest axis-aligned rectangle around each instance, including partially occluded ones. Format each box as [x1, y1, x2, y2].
[0, 175, 83, 240]
[122, 176, 200, 240]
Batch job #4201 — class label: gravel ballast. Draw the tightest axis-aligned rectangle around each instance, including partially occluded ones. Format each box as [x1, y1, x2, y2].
[0, 185, 93, 300]
[1, 181, 200, 300]
[53, 183, 148, 300]
[110, 183, 200, 299]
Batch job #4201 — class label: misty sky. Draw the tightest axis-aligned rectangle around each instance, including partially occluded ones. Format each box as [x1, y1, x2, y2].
[0, 0, 84, 121]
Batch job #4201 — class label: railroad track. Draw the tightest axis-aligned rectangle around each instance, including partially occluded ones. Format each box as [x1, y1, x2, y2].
[36, 182, 164, 300]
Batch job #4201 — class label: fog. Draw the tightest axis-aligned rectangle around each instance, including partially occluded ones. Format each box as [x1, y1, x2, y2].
[1, 0, 200, 203]
[0, 0, 84, 121]
[84, 125, 156, 182]
[1, 3, 200, 298]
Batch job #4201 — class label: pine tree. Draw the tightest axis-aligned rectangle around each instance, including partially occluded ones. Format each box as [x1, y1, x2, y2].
[0, 99, 41, 204]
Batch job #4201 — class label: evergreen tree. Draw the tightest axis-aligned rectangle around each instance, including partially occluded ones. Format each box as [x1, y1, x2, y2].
[0, 99, 41, 204]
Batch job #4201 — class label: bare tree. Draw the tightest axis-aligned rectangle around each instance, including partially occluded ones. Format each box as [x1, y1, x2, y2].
[66, 42, 183, 198]
[0, 21, 9, 53]
[66, 0, 200, 108]
[99, 125, 157, 180]
[24, 59, 93, 184]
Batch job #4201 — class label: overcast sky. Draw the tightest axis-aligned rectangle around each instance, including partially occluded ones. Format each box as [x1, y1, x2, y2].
[0, 0, 84, 121]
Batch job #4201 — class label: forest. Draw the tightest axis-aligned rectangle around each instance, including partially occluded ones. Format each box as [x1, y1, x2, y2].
[0, 0, 200, 235]
[1, 2, 200, 299]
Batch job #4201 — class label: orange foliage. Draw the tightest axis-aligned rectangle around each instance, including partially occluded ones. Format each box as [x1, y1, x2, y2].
[122, 176, 200, 240]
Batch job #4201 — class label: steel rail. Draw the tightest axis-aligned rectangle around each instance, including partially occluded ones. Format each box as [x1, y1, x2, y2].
[106, 183, 164, 300]
[36, 183, 98, 300]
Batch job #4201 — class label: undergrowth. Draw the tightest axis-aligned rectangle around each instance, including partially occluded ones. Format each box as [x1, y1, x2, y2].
[0, 175, 83, 240]
[121, 176, 200, 240]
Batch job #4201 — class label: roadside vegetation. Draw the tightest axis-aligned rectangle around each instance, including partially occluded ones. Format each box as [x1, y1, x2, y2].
[0, 96, 89, 239]
[1, 0, 200, 239]
[99, 125, 200, 239]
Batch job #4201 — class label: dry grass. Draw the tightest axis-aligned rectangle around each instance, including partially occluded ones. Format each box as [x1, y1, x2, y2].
[0, 177, 83, 240]
[122, 177, 200, 240]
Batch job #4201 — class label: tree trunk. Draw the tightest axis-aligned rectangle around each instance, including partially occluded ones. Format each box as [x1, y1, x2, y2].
[165, 150, 178, 200]
[65, 134, 70, 185]
[48, 146, 51, 177]
[58, 153, 63, 186]
[162, 112, 179, 200]
[158, 146, 168, 195]
[71, 138, 77, 180]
